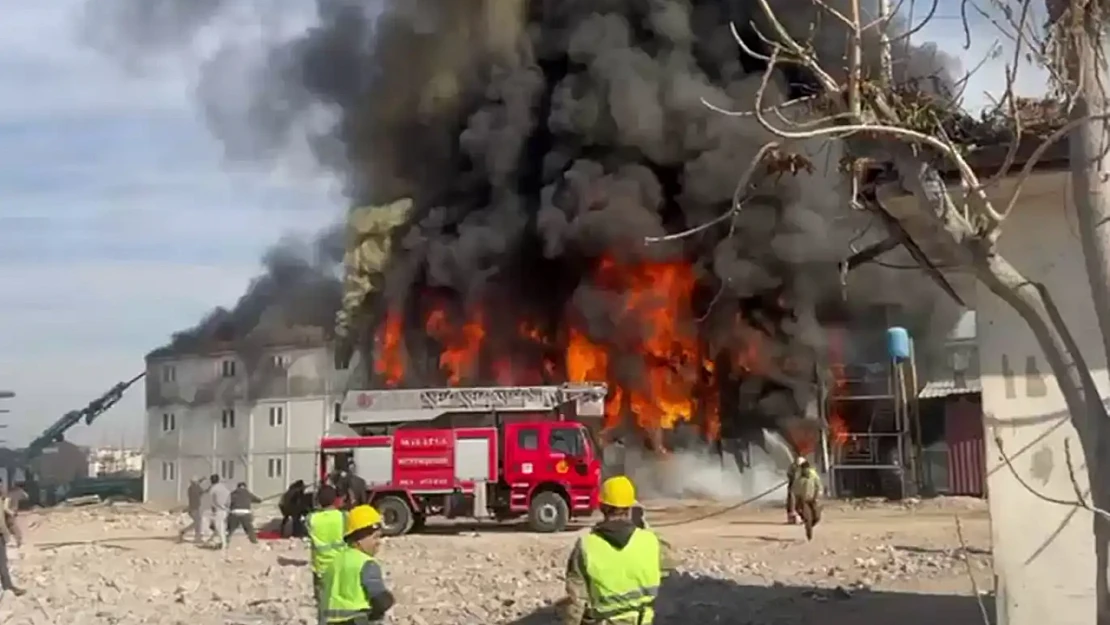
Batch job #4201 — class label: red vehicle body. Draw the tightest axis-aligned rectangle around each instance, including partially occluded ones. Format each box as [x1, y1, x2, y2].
[319, 384, 607, 536]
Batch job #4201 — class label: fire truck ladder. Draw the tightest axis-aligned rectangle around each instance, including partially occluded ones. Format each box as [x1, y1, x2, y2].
[424, 383, 607, 410]
[350, 383, 608, 413]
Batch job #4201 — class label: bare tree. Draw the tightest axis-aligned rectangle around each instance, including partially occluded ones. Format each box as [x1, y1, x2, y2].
[654, 0, 1110, 619]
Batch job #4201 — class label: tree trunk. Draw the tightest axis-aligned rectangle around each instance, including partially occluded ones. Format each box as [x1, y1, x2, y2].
[1057, 9, 1110, 622]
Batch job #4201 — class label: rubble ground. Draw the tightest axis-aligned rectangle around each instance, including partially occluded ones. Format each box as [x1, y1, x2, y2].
[0, 497, 993, 625]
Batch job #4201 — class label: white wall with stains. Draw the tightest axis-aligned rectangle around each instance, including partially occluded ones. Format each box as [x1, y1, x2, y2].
[977, 171, 1106, 625]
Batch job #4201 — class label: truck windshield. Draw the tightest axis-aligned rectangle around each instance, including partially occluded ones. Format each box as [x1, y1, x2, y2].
[549, 427, 583, 457]
[580, 426, 601, 459]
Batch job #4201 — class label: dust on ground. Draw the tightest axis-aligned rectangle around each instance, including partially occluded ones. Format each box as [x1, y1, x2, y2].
[0, 497, 993, 624]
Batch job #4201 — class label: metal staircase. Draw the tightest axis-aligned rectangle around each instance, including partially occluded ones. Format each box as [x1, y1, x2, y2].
[824, 348, 920, 499]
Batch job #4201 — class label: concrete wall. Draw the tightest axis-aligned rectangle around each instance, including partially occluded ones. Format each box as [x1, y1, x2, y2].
[976, 171, 1102, 625]
[144, 345, 353, 505]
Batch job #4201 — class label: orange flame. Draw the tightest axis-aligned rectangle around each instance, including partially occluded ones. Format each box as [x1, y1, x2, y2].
[374, 311, 405, 388]
[369, 253, 788, 448]
[827, 412, 850, 445]
[564, 256, 714, 438]
[425, 308, 486, 385]
[826, 328, 850, 447]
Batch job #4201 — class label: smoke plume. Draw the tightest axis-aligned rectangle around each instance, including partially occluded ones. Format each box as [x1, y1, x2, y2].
[93, 1, 963, 459]
[149, 226, 345, 357]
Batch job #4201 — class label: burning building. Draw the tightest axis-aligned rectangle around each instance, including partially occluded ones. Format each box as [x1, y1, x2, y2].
[97, 0, 964, 493]
[318, 2, 960, 463]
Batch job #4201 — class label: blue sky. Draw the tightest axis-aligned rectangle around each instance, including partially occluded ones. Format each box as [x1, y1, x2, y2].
[0, 1, 1047, 448]
[0, 2, 341, 447]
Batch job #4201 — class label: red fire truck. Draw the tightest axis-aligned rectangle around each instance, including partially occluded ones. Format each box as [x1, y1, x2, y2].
[320, 383, 607, 536]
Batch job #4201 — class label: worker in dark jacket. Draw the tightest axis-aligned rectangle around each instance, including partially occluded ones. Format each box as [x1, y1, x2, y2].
[346, 463, 368, 507]
[321, 505, 395, 623]
[279, 480, 309, 538]
[227, 483, 262, 544]
[560, 476, 675, 625]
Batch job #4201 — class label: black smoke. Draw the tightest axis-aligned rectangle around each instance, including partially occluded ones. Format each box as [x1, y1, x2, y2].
[91, 0, 962, 437]
[148, 226, 345, 357]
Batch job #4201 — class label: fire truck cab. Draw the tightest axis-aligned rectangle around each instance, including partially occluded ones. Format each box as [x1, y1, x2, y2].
[321, 383, 606, 536]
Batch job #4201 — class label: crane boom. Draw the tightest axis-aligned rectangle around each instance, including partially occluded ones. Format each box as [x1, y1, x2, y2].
[23, 372, 146, 463]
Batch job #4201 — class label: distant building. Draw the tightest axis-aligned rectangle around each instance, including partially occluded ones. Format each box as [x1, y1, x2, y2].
[916, 309, 984, 497]
[87, 447, 144, 477]
[144, 338, 356, 505]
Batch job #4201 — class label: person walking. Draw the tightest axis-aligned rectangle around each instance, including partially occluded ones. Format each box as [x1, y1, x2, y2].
[206, 474, 231, 550]
[228, 482, 262, 544]
[319, 505, 394, 623]
[790, 458, 823, 541]
[178, 477, 206, 543]
[560, 476, 675, 625]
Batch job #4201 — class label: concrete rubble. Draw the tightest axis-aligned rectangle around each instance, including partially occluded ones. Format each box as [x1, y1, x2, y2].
[0, 499, 993, 624]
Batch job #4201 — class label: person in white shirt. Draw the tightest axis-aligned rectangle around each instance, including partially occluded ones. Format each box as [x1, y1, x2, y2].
[205, 474, 232, 550]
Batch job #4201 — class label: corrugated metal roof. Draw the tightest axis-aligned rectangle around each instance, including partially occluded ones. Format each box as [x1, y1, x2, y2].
[918, 378, 982, 399]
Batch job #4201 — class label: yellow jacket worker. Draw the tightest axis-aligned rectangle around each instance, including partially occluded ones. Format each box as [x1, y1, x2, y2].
[321, 505, 395, 623]
[308, 485, 346, 605]
[561, 476, 675, 625]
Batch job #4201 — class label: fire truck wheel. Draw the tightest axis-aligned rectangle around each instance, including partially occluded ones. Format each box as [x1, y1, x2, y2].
[375, 495, 414, 537]
[527, 491, 569, 533]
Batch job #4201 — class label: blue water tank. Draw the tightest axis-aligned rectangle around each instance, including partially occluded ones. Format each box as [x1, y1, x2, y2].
[886, 326, 911, 361]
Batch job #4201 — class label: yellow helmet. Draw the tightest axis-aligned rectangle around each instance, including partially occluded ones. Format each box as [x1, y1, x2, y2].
[600, 475, 637, 508]
[345, 505, 382, 537]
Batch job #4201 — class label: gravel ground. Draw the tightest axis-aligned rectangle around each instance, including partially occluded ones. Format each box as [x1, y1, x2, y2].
[0, 498, 994, 625]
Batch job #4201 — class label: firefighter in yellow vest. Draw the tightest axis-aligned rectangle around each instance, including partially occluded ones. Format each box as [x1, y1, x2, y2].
[321, 504, 395, 624]
[308, 485, 347, 611]
[560, 476, 676, 625]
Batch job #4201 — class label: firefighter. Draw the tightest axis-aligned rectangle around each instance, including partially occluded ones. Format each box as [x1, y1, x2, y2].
[560, 476, 675, 625]
[791, 458, 823, 541]
[320, 505, 395, 624]
[308, 485, 347, 615]
[786, 455, 806, 524]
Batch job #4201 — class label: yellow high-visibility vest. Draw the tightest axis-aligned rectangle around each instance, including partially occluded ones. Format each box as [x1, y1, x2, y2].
[308, 508, 346, 575]
[580, 528, 662, 624]
[322, 548, 374, 623]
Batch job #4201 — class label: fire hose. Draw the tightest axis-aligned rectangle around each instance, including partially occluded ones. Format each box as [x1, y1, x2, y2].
[649, 479, 789, 528]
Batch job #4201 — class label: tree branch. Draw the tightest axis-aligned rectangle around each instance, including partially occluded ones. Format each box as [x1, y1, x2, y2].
[994, 433, 1110, 522]
[644, 142, 782, 243]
